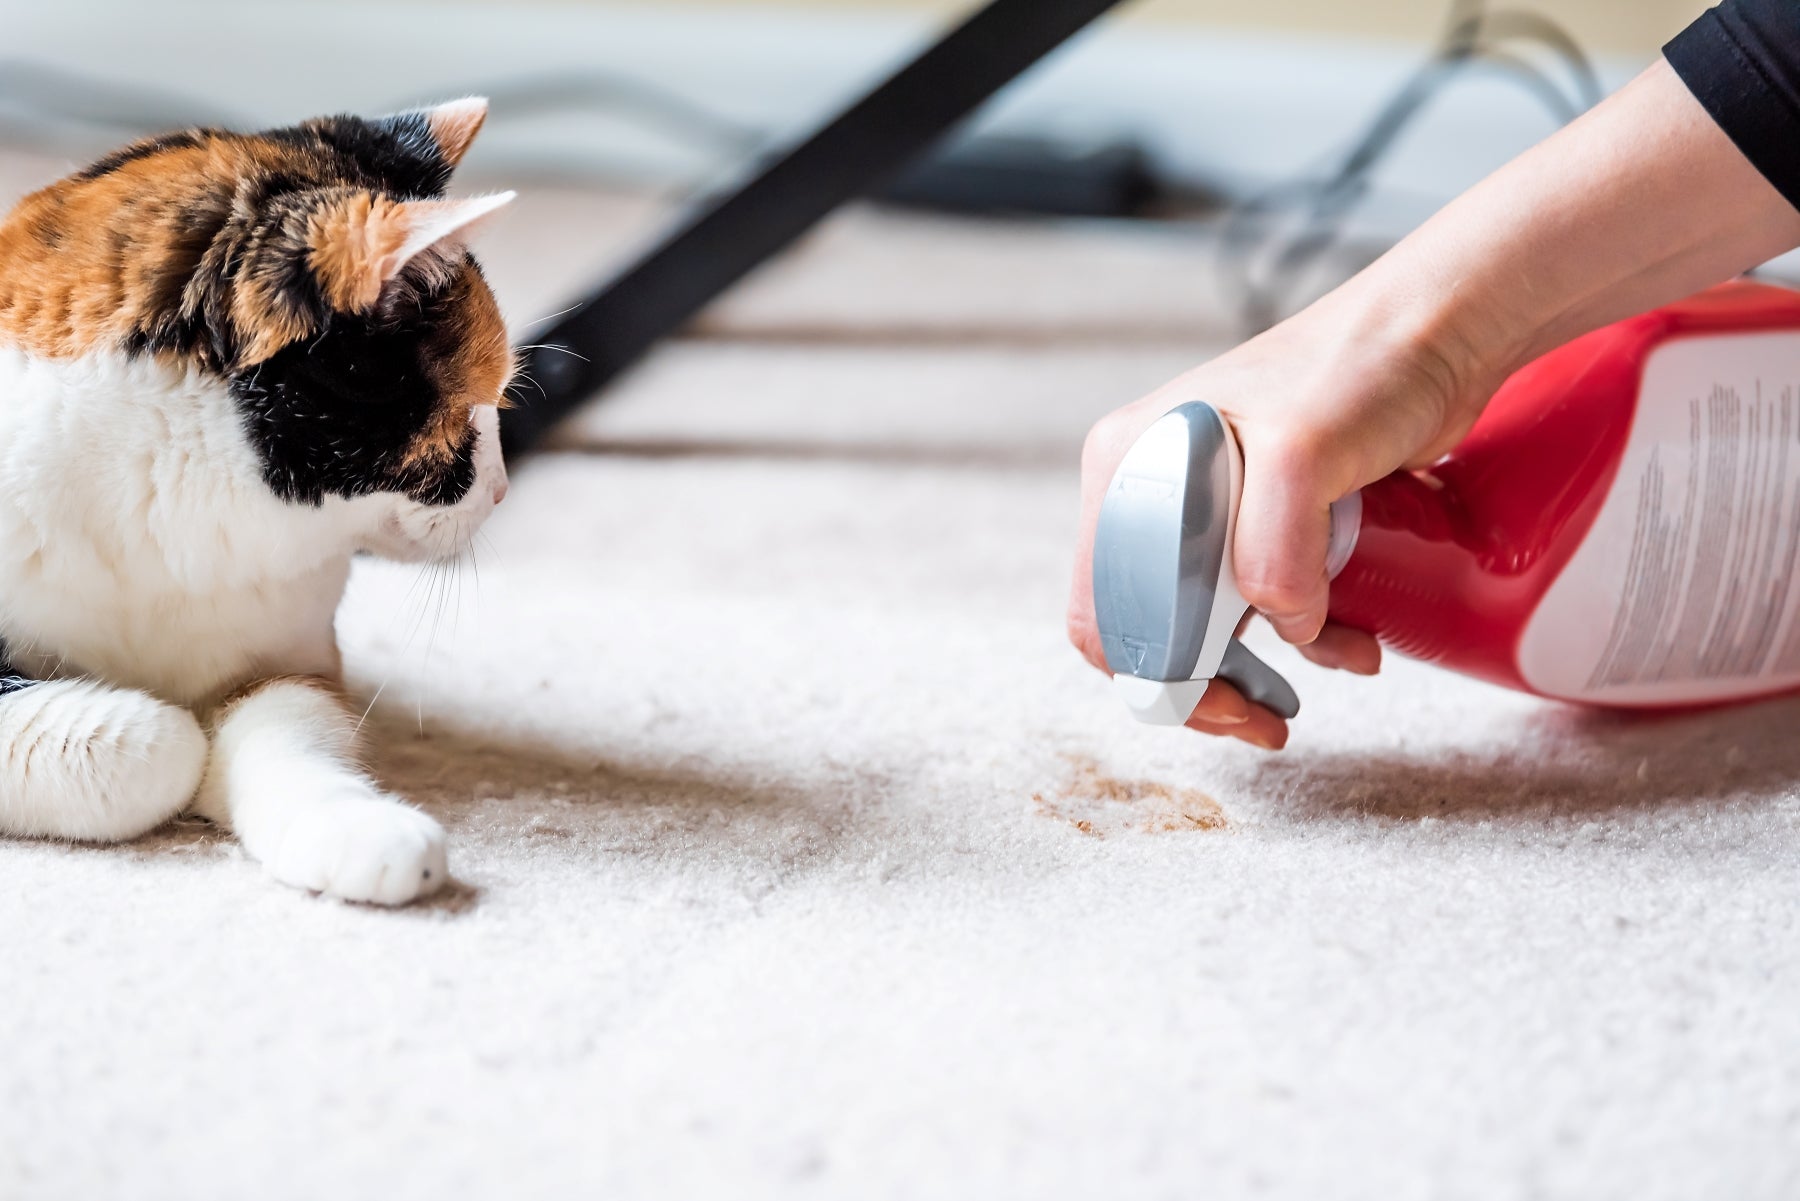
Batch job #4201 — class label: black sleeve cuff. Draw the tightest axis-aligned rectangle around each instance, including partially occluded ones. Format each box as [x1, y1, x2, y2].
[1666, 0, 1800, 210]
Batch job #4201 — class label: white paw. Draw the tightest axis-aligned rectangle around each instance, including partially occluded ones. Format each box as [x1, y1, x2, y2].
[267, 796, 449, 905]
[0, 681, 207, 841]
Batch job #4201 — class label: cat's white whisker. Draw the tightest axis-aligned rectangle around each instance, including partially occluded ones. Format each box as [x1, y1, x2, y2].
[512, 342, 590, 364]
[528, 299, 586, 326]
[354, 557, 448, 739]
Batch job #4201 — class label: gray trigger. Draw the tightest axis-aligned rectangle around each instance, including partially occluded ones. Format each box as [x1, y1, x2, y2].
[1217, 640, 1300, 720]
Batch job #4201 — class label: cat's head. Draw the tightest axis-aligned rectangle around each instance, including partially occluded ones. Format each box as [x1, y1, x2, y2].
[2, 98, 516, 562]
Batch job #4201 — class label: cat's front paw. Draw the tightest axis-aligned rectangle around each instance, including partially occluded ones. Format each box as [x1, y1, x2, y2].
[267, 796, 449, 905]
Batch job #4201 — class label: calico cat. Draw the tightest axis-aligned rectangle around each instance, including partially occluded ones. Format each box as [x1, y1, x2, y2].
[0, 98, 513, 905]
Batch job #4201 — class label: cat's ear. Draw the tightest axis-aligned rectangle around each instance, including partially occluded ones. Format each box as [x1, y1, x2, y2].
[308, 190, 515, 313]
[384, 191, 515, 273]
[422, 97, 489, 169]
[378, 97, 489, 170]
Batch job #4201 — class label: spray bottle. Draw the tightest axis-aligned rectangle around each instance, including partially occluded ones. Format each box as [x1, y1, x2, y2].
[1094, 280, 1800, 725]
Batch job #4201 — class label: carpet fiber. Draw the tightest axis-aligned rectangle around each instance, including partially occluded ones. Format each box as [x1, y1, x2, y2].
[4, 165, 1800, 1200]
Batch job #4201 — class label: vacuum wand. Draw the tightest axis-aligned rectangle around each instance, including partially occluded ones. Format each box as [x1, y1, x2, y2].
[501, 0, 1129, 457]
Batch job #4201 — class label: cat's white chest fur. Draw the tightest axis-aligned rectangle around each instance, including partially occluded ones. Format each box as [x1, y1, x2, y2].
[0, 350, 366, 704]
[0, 346, 502, 903]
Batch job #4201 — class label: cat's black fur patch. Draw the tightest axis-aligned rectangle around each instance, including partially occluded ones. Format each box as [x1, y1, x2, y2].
[295, 112, 454, 200]
[229, 274, 477, 507]
[0, 637, 37, 697]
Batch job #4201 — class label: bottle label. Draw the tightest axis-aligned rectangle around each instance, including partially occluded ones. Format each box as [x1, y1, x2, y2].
[1519, 331, 1800, 704]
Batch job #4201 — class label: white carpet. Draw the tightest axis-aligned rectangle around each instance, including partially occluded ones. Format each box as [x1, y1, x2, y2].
[4, 163, 1800, 1200]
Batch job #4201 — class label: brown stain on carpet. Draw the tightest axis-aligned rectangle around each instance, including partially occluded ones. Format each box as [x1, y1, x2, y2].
[1033, 753, 1227, 838]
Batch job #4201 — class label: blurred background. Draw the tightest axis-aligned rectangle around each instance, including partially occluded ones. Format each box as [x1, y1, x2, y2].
[0, 0, 1717, 346]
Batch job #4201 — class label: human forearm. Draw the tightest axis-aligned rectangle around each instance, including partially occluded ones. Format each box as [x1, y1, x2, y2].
[1337, 57, 1800, 405]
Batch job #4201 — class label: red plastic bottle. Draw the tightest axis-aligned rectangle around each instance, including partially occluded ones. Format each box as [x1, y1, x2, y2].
[1331, 278, 1800, 706]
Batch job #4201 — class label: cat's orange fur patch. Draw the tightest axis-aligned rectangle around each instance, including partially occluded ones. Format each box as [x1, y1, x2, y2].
[0, 133, 349, 363]
[0, 120, 508, 375]
[307, 192, 414, 315]
[403, 261, 511, 470]
[0, 138, 238, 358]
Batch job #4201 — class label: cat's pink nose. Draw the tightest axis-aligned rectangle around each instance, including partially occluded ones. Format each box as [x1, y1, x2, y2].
[492, 480, 509, 505]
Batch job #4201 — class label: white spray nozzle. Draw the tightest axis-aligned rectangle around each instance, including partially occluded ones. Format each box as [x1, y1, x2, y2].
[1092, 401, 1362, 726]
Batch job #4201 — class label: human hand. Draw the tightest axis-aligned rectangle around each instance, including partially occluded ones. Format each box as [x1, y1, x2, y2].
[1067, 289, 1495, 748]
[1070, 59, 1800, 749]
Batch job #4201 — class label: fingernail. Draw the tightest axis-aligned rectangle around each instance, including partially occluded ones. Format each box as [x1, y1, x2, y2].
[1323, 647, 1380, 676]
[1313, 648, 1376, 675]
[1196, 691, 1251, 724]
[1268, 614, 1320, 645]
[1245, 729, 1286, 751]
[1306, 646, 1347, 670]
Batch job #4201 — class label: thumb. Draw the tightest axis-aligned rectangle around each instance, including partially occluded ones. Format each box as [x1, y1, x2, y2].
[1230, 441, 1332, 644]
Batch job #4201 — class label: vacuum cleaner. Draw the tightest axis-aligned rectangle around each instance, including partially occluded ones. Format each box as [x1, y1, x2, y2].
[1095, 280, 1800, 725]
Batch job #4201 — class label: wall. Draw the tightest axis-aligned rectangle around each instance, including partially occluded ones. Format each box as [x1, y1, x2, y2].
[543, 0, 1710, 57]
[4, 0, 1708, 231]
